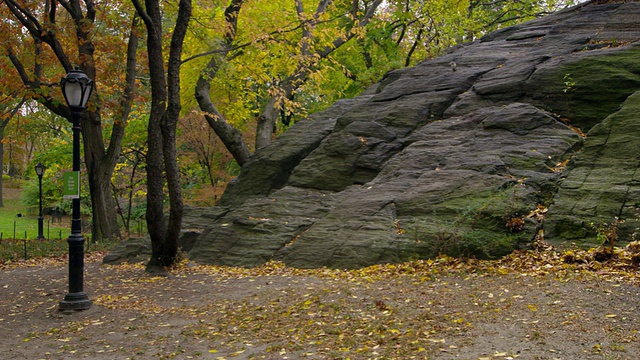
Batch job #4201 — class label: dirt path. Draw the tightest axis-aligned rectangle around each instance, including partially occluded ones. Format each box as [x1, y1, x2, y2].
[1, 251, 640, 359]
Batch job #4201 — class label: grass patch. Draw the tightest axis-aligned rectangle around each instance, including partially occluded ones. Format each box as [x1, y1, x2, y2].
[0, 186, 118, 262]
[0, 189, 69, 238]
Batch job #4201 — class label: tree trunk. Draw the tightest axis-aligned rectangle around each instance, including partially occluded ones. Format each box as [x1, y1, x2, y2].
[195, 64, 251, 166]
[134, 0, 190, 270]
[161, 103, 183, 265]
[86, 155, 120, 241]
[0, 128, 4, 208]
[82, 110, 121, 242]
[194, 0, 251, 166]
[255, 96, 281, 151]
[160, 0, 190, 266]
[145, 113, 166, 269]
[3, 0, 127, 242]
[135, 0, 168, 270]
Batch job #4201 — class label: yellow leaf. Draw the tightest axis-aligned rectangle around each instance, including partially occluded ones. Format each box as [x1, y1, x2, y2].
[527, 304, 537, 312]
[605, 314, 617, 318]
[208, 349, 218, 353]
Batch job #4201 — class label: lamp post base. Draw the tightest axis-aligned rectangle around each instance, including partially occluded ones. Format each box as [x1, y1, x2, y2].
[37, 217, 45, 240]
[59, 292, 92, 311]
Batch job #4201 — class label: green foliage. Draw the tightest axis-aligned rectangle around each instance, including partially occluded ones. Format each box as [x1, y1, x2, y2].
[129, 202, 147, 220]
[180, 0, 578, 148]
[21, 164, 62, 209]
[2, 101, 71, 179]
[589, 217, 623, 257]
[563, 73, 577, 93]
[20, 161, 91, 216]
[110, 113, 149, 232]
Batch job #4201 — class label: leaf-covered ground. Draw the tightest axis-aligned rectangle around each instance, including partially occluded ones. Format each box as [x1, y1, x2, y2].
[1, 243, 640, 360]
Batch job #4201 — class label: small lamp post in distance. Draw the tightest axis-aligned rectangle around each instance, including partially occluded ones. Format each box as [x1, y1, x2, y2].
[58, 67, 93, 311]
[35, 162, 45, 240]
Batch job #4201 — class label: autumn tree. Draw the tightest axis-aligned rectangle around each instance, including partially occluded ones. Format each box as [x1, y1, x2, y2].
[192, 0, 251, 166]
[0, 27, 30, 206]
[0, 93, 25, 207]
[177, 111, 235, 189]
[0, 0, 142, 242]
[131, 0, 191, 269]
[188, 0, 578, 167]
[190, 0, 382, 167]
[370, 0, 578, 69]
[111, 114, 148, 234]
[4, 101, 53, 181]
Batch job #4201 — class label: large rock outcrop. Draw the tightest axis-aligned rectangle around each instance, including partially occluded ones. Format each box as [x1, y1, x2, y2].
[107, 1, 640, 268]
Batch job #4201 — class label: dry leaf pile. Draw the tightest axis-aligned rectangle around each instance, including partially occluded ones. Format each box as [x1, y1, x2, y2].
[1, 242, 640, 359]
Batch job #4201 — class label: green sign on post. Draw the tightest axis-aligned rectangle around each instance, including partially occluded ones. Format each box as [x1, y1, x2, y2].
[63, 171, 80, 199]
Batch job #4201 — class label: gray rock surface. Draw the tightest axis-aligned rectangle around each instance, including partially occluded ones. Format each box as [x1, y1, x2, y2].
[545, 91, 640, 245]
[107, 2, 640, 268]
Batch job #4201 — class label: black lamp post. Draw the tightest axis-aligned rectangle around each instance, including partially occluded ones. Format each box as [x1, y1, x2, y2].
[35, 162, 45, 240]
[59, 67, 93, 311]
